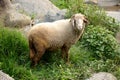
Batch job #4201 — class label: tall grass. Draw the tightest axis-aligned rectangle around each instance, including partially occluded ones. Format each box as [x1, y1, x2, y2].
[0, 27, 120, 79]
[0, 28, 37, 80]
[0, 28, 28, 64]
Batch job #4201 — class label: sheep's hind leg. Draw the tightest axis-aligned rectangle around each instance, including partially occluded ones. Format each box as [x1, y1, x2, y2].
[29, 37, 37, 67]
[61, 45, 70, 63]
[31, 44, 46, 67]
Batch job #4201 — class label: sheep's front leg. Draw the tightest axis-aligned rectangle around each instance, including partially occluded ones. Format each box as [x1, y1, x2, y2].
[61, 45, 70, 63]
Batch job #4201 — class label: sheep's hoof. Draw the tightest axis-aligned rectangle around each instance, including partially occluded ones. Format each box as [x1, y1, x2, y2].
[66, 61, 71, 66]
[30, 61, 38, 68]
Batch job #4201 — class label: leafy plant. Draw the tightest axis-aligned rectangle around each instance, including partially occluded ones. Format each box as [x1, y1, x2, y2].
[81, 25, 119, 60]
[51, 0, 120, 35]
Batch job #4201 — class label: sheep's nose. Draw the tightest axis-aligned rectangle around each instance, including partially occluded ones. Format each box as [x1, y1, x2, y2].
[78, 24, 83, 30]
[77, 19, 83, 29]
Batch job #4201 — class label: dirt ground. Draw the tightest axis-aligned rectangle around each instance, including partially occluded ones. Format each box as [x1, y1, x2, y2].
[102, 5, 120, 11]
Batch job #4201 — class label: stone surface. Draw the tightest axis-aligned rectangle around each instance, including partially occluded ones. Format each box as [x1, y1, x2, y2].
[4, 10, 31, 27]
[116, 32, 120, 43]
[0, 71, 14, 80]
[11, 0, 67, 22]
[0, 10, 6, 27]
[87, 72, 117, 80]
[0, 0, 12, 10]
[103, 6, 120, 11]
[85, 0, 97, 5]
[98, 0, 119, 6]
[106, 11, 120, 22]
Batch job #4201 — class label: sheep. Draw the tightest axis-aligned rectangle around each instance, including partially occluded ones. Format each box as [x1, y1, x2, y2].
[28, 13, 89, 67]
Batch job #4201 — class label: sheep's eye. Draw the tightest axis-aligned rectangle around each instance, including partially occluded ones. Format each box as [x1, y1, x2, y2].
[74, 20, 76, 25]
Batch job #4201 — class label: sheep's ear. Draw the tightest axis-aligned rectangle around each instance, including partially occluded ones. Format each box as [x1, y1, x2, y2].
[70, 15, 76, 27]
[83, 16, 89, 24]
[30, 20, 35, 27]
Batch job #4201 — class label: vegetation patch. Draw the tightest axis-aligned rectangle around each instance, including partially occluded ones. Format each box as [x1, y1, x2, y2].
[81, 25, 119, 60]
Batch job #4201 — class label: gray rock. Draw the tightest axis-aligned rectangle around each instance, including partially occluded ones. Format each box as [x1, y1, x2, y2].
[12, 0, 67, 22]
[106, 11, 120, 22]
[84, 0, 97, 5]
[98, 0, 119, 6]
[0, 0, 12, 10]
[116, 32, 120, 43]
[44, 9, 67, 22]
[20, 25, 32, 37]
[0, 70, 14, 80]
[87, 72, 117, 80]
[4, 10, 31, 27]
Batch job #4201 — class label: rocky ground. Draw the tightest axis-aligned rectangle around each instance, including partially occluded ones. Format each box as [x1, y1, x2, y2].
[0, 71, 14, 80]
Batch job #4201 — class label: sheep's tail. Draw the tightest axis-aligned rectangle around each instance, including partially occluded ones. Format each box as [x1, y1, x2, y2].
[29, 36, 37, 59]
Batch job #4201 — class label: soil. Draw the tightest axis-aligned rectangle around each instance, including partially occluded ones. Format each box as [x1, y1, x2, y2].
[102, 5, 120, 11]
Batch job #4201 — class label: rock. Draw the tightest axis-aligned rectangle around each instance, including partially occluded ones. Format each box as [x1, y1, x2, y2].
[20, 25, 32, 37]
[106, 11, 120, 22]
[4, 10, 31, 27]
[44, 9, 67, 22]
[11, 0, 67, 22]
[116, 32, 120, 43]
[0, 71, 14, 80]
[0, 0, 12, 10]
[84, 0, 97, 5]
[117, 2, 120, 6]
[98, 0, 119, 6]
[0, 0, 31, 28]
[0, 10, 6, 27]
[87, 72, 117, 80]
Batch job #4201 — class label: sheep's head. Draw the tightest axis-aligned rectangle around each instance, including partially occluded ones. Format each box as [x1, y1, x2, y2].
[70, 13, 89, 31]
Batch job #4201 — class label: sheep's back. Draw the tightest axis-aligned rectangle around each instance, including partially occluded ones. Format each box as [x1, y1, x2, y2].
[29, 20, 72, 50]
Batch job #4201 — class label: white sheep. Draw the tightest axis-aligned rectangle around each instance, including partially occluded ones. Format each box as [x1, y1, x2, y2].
[28, 13, 88, 67]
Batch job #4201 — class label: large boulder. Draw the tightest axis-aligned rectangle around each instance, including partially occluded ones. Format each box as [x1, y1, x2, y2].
[0, 0, 12, 10]
[0, 10, 6, 27]
[0, 0, 31, 28]
[4, 10, 31, 27]
[98, 0, 119, 6]
[106, 11, 120, 22]
[87, 72, 117, 80]
[12, 0, 67, 22]
[0, 71, 14, 80]
[85, 0, 97, 5]
[0, 0, 12, 27]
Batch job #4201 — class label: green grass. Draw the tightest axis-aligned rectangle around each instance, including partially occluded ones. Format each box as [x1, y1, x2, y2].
[0, 28, 37, 80]
[0, 27, 120, 80]
[51, 0, 120, 36]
